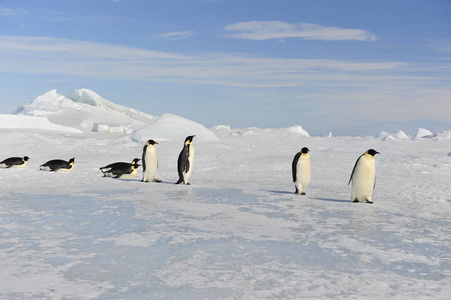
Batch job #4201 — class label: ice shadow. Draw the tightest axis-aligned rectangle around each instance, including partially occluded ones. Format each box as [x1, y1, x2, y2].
[267, 190, 297, 195]
[313, 197, 349, 203]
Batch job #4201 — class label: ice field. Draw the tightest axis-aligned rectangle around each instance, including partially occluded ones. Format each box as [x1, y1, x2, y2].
[0, 90, 450, 299]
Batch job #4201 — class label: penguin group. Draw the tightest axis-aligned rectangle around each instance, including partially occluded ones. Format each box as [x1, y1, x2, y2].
[1, 136, 380, 203]
[1, 136, 198, 184]
[290, 147, 379, 203]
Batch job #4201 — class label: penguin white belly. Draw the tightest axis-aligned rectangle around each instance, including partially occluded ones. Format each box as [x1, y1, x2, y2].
[119, 168, 138, 179]
[183, 145, 195, 184]
[351, 158, 375, 202]
[143, 147, 158, 182]
[11, 162, 27, 169]
[295, 156, 311, 193]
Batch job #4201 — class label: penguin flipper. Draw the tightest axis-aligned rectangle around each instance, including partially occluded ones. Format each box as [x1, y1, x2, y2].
[142, 145, 147, 172]
[113, 170, 129, 178]
[292, 152, 301, 182]
[348, 155, 362, 185]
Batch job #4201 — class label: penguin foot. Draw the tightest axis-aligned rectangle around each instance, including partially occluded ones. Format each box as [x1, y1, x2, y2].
[153, 179, 162, 183]
[366, 200, 373, 204]
[352, 199, 359, 203]
[186, 182, 191, 185]
[301, 192, 306, 195]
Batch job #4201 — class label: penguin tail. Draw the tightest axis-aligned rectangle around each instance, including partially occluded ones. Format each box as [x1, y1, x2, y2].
[175, 178, 183, 184]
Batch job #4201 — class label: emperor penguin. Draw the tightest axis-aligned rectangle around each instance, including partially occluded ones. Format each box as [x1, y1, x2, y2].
[0, 156, 29, 168]
[40, 158, 75, 172]
[176, 135, 195, 185]
[292, 147, 311, 195]
[100, 158, 141, 179]
[142, 139, 161, 183]
[348, 149, 380, 203]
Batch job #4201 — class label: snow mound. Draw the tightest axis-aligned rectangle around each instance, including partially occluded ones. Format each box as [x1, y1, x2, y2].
[0, 114, 83, 133]
[130, 113, 220, 143]
[66, 89, 156, 124]
[432, 131, 451, 140]
[13, 89, 157, 133]
[14, 90, 84, 116]
[414, 128, 433, 139]
[285, 125, 310, 136]
[378, 130, 411, 141]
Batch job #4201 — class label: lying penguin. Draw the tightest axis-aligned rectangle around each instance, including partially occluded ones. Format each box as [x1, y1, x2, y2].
[100, 158, 141, 179]
[40, 158, 75, 172]
[0, 156, 29, 168]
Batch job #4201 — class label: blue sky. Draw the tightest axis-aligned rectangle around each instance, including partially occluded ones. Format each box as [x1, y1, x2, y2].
[1, 0, 450, 136]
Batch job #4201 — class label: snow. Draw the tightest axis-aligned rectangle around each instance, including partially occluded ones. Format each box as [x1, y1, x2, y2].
[414, 128, 433, 139]
[0, 114, 82, 133]
[1, 91, 450, 299]
[14, 89, 157, 133]
[66, 89, 156, 124]
[378, 130, 410, 141]
[130, 113, 220, 143]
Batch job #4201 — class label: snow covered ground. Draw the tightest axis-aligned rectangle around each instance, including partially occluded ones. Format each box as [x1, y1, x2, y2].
[1, 90, 450, 299]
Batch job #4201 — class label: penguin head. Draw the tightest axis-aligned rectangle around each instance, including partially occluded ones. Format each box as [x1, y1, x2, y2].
[146, 140, 158, 145]
[23, 156, 30, 161]
[132, 163, 141, 169]
[185, 135, 196, 144]
[301, 147, 309, 154]
[131, 158, 141, 165]
[69, 158, 75, 165]
[366, 149, 380, 156]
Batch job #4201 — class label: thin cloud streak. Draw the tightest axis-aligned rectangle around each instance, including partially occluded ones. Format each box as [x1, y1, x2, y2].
[0, 36, 404, 84]
[0, 36, 449, 126]
[223, 21, 377, 41]
[151, 31, 197, 40]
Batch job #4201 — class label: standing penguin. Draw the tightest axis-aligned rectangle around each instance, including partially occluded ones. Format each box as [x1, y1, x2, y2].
[40, 158, 75, 172]
[348, 149, 380, 203]
[142, 139, 161, 183]
[0, 156, 29, 168]
[292, 147, 311, 195]
[100, 158, 141, 179]
[176, 135, 195, 185]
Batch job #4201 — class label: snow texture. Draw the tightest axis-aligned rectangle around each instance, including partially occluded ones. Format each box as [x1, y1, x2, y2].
[414, 128, 433, 139]
[130, 113, 220, 143]
[0, 114, 82, 133]
[1, 91, 450, 299]
[14, 89, 157, 133]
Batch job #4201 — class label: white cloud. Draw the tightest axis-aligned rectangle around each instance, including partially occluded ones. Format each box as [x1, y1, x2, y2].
[223, 21, 377, 42]
[0, 35, 450, 131]
[151, 31, 196, 40]
[0, 7, 13, 15]
[0, 35, 449, 126]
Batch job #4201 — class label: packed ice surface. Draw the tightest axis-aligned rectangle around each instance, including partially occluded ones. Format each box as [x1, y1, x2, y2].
[1, 93, 450, 299]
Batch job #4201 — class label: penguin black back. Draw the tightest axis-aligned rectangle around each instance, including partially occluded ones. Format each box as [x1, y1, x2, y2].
[0, 156, 30, 168]
[176, 135, 195, 184]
